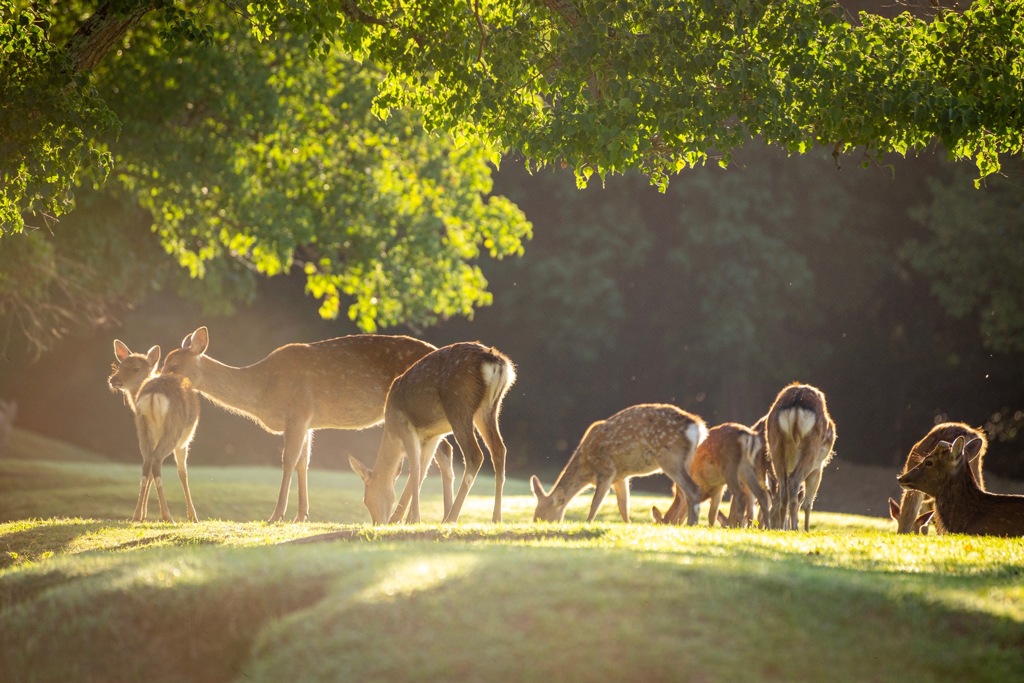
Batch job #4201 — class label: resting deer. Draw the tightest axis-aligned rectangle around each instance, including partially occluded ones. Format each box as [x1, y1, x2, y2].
[349, 342, 516, 524]
[765, 383, 836, 531]
[0, 398, 17, 456]
[651, 422, 771, 528]
[888, 422, 987, 534]
[531, 404, 707, 524]
[898, 435, 1024, 537]
[161, 327, 453, 522]
[131, 373, 201, 522]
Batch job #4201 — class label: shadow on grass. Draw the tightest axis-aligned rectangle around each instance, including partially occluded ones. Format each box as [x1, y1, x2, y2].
[288, 526, 612, 545]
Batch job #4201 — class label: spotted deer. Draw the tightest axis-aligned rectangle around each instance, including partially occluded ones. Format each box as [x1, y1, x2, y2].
[765, 383, 836, 531]
[651, 422, 771, 528]
[161, 327, 453, 522]
[349, 342, 516, 524]
[888, 422, 987, 534]
[898, 435, 1024, 537]
[531, 404, 707, 524]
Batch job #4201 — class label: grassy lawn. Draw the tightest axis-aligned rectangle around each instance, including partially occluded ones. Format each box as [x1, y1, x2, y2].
[1, 428, 1023, 682]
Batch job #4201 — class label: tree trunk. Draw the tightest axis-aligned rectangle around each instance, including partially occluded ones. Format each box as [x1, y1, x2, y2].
[64, 1, 158, 74]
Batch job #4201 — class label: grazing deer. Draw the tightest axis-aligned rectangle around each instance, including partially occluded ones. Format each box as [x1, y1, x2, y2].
[531, 404, 707, 524]
[765, 383, 836, 531]
[131, 373, 201, 522]
[348, 342, 516, 524]
[161, 327, 453, 522]
[898, 436, 1024, 537]
[651, 422, 771, 528]
[888, 422, 987, 534]
[108, 340, 161, 412]
[0, 398, 16, 456]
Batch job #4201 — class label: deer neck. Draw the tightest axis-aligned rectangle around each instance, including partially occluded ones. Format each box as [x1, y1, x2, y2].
[550, 448, 593, 507]
[934, 464, 985, 531]
[192, 356, 273, 420]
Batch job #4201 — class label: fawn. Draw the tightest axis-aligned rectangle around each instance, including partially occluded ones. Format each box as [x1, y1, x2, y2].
[349, 342, 516, 524]
[531, 404, 707, 524]
[161, 327, 453, 522]
[651, 422, 771, 527]
[889, 422, 987, 534]
[898, 435, 1024, 537]
[765, 383, 836, 531]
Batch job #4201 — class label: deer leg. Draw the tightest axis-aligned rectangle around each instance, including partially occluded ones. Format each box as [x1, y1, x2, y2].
[587, 474, 614, 522]
[293, 431, 312, 522]
[132, 472, 151, 522]
[708, 485, 725, 527]
[401, 433, 425, 524]
[152, 458, 174, 523]
[400, 435, 440, 524]
[444, 421, 484, 524]
[801, 467, 824, 532]
[657, 484, 687, 525]
[173, 446, 198, 522]
[474, 409, 507, 523]
[612, 478, 631, 523]
[662, 464, 702, 526]
[268, 424, 308, 523]
[434, 439, 455, 519]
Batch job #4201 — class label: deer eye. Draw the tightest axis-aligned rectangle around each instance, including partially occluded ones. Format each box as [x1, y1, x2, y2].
[925, 459, 934, 467]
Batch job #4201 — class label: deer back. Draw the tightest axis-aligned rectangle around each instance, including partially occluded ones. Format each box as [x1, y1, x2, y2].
[135, 375, 200, 459]
[690, 423, 759, 491]
[161, 326, 437, 432]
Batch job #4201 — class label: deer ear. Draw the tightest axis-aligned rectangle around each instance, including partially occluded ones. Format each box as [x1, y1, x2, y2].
[348, 455, 372, 484]
[889, 497, 901, 521]
[652, 505, 666, 524]
[182, 327, 210, 355]
[530, 474, 548, 500]
[964, 437, 985, 463]
[949, 435, 967, 461]
[914, 509, 934, 532]
[146, 345, 161, 366]
[113, 339, 131, 362]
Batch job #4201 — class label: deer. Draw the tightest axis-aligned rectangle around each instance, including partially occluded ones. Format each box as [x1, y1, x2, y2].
[897, 435, 1024, 537]
[348, 342, 516, 524]
[651, 422, 771, 528]
[531, 404, 707, 524]
[108, 340, 201, 521]
[160, 326, 454, 523]
[131, 373, 201, 522]
[0, 398, 17, 456]
[765, 383, 836, 531]
[888, 422, 987, 534]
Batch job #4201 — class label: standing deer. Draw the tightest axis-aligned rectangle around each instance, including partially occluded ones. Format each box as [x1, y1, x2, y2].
[131, 373, 201, 522]
[765, 383, 836, 531]
[348, 342, 516, 524]
[108, 340, 200, 521]
[531, 404, 707, 524]
[651, 422, 771, 528]
[898, 435, 1024, 537]
[888, 422, 987, 534]
[160, 327, 453, 522]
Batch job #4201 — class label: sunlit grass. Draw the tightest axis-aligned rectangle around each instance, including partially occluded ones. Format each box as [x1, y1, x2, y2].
[2, 436, 1024, 681]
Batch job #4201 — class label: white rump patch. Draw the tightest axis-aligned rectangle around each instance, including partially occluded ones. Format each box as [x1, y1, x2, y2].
[138, 393, 171, 450]
[777, 407, 816, 440]
[686, 421, 707, 449]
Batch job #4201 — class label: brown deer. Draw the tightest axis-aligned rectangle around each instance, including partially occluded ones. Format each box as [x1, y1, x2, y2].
[161, 327, 453, 522]
[765, 383, 836, 531]
[898, 435, 1024, 537]
[651, 422, 771, 528]
[531, 404, 707, 524]
[131, 373, 201, 522]
[108, 339, 199, 521]
[888, 422, 987, 534]
[348, 342, 516, 524]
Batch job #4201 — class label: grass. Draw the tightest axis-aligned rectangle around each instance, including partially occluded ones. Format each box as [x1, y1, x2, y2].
[2, 428, 1024, 682]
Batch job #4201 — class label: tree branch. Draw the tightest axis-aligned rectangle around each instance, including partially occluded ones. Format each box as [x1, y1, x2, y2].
[64, 0, 159, 74]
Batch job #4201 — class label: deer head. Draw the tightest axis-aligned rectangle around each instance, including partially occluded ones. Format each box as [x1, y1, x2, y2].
[897, 436, 983, 497]
[108, 340, 160, 400]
